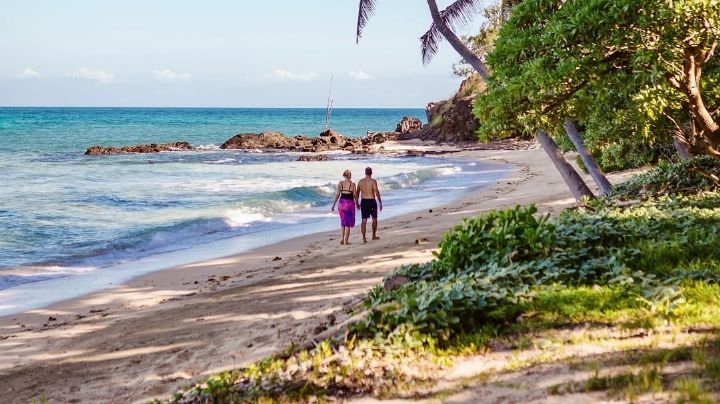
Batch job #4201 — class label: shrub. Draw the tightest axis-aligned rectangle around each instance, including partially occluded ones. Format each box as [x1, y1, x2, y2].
[612, 156, 720, 198]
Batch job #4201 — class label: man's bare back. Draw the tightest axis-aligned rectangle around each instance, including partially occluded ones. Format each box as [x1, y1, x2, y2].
[357, 177, 378, 200]
[357, 167, 382, 242]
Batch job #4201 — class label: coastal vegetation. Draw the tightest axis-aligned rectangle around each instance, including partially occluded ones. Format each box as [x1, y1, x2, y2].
[160, 1, 720, 402]
[475, 0, 720, 172]
[169, 156, 720, 402]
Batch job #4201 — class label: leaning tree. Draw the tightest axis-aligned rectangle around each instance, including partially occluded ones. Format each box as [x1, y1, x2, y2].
[356, 0, 604, 200]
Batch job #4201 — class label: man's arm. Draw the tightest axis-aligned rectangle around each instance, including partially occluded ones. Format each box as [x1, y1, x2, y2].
[374, 180, 382, 211]
[356, 179, 363, 208]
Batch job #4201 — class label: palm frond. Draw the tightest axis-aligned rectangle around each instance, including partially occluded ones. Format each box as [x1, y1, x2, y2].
[420, 26, 442, 65]
[420, 0, 482, 64]
[356, 0, 377, 43]
[441, 0, 482, 31]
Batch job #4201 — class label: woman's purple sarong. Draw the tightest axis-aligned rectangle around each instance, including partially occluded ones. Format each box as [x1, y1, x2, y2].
[338, 199, 356, 227]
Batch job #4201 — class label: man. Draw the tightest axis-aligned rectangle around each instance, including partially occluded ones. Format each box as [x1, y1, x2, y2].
[357, 166, 382, 242]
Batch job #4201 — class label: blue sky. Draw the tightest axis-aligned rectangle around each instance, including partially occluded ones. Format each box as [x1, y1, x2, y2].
[0, 1, 483, 108]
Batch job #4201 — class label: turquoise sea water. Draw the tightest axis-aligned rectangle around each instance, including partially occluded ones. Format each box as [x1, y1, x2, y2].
[0, 107, 510, 315]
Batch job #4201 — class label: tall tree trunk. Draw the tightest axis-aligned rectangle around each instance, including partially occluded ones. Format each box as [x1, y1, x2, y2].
[536, 129, 595, 202]
[683, 48, 720, 146]
[426, 0, 491, 79]
[563, 118, 612, 195]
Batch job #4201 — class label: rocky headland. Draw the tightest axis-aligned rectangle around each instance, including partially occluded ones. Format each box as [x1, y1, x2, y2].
[401, 74, 485, 143]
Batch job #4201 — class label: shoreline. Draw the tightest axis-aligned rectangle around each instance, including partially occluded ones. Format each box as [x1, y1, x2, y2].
[0, 145, 510, 315]
[0, 145, 633, 403]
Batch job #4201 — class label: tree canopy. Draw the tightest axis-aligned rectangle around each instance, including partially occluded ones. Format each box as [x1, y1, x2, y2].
[475, 0, 720, 160]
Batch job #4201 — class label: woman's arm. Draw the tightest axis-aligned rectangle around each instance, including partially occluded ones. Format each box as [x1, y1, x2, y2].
[331, 182, 341, 211]
[353, 183, 359, 206]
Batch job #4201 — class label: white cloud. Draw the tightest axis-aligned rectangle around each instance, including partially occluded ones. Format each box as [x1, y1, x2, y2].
[66, 67, 115, 83]
[349, 71, 372, 80]
[268, 69, 319, 81]
[153, 69, 191, 81]
[20, 68, 40, 78]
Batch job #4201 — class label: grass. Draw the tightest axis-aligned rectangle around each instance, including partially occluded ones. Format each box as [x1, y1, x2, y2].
[584, 367, 664, 399]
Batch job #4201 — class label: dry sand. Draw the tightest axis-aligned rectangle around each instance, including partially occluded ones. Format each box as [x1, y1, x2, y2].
[0, 144, 634, 403]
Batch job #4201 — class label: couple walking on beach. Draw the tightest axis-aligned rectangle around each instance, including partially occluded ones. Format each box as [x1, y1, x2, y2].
[331, 167, 383, 245]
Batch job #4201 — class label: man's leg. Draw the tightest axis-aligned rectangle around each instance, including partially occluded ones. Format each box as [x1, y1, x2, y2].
[372, 216, 379, 240]
[361, 219, 368, 242]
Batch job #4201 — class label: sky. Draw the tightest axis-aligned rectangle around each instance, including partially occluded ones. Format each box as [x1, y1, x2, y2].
[0, 0, 485, 108]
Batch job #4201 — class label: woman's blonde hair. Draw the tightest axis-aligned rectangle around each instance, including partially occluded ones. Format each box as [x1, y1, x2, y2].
[343, 170, 351, 178]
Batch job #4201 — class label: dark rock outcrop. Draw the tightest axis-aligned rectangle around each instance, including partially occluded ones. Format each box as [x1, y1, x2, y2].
[409, 74, 486, 142]
[221, 130, 377, 153]
[363, 131, 399, 145]
[85, 142, 193, 155]
[219, 132, 291, 150]
[395, 116, 423, 134]
[297, 154, 330, 162]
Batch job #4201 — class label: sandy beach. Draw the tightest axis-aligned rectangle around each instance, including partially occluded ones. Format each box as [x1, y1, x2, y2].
[0, 144, 632, 403]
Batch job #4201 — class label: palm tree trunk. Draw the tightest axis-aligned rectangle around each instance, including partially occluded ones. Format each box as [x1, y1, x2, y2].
[426, 0, 491, 79]
[563, 118, 612, 195]
[536, 129, 595, 201]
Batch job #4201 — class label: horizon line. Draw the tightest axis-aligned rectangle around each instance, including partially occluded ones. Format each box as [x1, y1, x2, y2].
[0, 105, 427, 110]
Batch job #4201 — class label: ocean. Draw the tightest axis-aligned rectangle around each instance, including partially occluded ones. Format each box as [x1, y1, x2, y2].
[0, 107, 510, 315]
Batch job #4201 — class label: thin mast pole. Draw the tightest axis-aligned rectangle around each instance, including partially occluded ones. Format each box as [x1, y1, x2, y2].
[325, 74, 334, 130]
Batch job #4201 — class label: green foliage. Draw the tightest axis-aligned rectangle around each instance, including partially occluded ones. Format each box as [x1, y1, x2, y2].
[475, 0, 720, 158]
[565, 135, 676, 173]
[612, 156, 720, 198]
[589, 139, 672, 173]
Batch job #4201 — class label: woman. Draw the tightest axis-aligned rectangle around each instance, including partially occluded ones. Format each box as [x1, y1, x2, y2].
[331, 170, 357, 245]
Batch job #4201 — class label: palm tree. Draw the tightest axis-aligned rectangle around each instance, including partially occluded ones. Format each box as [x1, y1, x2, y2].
[356, 0, 606, 200]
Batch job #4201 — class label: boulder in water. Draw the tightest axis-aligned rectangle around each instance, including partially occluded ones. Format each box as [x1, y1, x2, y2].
[220, 132, 292, 150]
[85, 142, 192, 155]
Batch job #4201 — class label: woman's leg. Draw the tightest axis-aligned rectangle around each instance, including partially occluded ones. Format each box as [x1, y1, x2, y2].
[340, 226, 346, 244]
[343, 227, 351, 245]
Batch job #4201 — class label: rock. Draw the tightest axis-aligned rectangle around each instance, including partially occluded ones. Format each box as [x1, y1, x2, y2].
[363, 131, 398, 145]
[297, 155, 330, 161]
[312, 323, 328, 335]
[419, 74, 488, 142]
[395, 116, 423, 133]
[220, 132, 292, 150]
[383, 275, 410, 292]
[221, 130, 372, 154]
[404, 150, 426, 157]
[85, 142, 193, 155]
